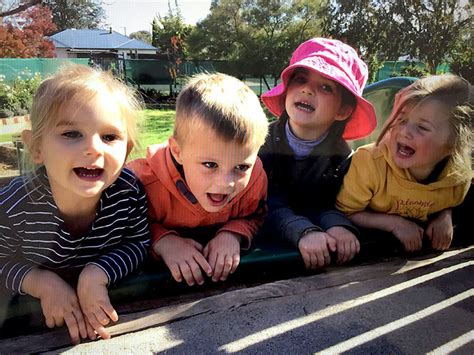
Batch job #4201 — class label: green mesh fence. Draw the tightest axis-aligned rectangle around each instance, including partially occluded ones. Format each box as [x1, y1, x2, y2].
[0, 58, 89, 82]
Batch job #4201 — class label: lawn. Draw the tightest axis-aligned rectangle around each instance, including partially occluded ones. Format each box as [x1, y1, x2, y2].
[129, 109, 175, 159]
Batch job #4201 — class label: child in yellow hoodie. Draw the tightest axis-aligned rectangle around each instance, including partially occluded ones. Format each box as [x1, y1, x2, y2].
[337, 74, 472, 253]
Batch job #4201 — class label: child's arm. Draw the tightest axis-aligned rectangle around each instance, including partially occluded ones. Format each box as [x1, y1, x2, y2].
[21, 268, 89, 344]
[153, 234, 212, 286]
[426, 209, 453, 251]
[77, 264, 118, 340]
[350, 211, 424, 252]
[87, 180, 150, 287]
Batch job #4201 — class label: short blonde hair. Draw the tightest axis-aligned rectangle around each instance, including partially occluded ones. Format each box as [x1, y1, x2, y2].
[174, 73, 268, 149]
[28, 64, 143, 160]
[379, 74, 473, 179]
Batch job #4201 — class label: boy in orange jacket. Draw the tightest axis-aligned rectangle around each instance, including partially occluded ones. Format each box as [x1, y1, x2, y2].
[129, 73, 269, 286]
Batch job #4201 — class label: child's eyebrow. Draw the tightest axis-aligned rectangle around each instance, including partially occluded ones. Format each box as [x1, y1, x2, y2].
[55, 120, 76, 127]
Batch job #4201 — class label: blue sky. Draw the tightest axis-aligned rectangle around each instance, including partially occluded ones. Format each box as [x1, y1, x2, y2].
[103, 0, 212, 35]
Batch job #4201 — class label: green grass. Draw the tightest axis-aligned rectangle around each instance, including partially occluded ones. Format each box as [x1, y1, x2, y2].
[0, 133, 14, 143]
[130, 109, 175, 159]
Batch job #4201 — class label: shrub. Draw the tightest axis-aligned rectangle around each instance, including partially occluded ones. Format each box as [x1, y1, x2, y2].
[0, 70, 42, 117]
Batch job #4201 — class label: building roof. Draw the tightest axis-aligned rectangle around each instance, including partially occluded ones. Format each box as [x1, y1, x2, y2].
[49, 29, 157, 51]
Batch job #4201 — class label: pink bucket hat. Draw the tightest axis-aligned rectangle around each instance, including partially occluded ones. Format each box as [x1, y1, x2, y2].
[261, 38, 377, 140]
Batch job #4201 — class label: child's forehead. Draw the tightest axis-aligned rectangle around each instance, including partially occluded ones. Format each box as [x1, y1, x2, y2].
[292, 67, 339, 84]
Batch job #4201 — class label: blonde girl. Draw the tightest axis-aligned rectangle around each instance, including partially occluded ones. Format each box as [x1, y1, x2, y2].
[0, 65, 150, 344]
[337, 74, 472, 253]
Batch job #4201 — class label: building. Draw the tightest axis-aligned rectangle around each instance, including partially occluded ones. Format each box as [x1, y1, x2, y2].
[49, 28, 158, 60]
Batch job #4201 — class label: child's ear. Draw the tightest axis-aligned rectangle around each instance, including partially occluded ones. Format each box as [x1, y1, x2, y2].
[168, 136, 183, 164]
[126, 140, 134, 158]
[21, 129, 43, 164]
[335, 104, 354, 122]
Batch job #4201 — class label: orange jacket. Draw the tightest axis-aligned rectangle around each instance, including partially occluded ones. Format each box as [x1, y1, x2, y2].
[128, 144, 267, 250]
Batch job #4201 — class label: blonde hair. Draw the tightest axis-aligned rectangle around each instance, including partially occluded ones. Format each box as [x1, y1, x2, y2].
[174, 73, 268, 149]
[378, 74, 473, 179]
[27, 64, 143, 164]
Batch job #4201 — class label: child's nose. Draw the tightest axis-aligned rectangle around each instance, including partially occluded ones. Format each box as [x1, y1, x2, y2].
[400, 123, 414, 138]
[301, 84, 314, 96]
[217, 172, 236, 189]
[84, 136, 103, 156]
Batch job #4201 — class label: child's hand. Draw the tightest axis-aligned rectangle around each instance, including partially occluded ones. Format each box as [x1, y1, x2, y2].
[426, 209, 453, 251]
[154, 234, 212, 286]
[21, 268, 87, 345]
[203, 231, 241, 282]
[77, 265, 118, 341]
[391, 217, 424, 252]
[326, 226, 360, 264]
[298, 230, 337, 269]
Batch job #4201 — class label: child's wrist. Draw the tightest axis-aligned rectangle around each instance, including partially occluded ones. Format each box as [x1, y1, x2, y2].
[79, 264, 108, 286]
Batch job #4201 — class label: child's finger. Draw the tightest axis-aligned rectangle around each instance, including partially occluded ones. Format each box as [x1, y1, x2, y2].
[187, 260, 205, 285]
[72, 307, 87, 339]
[85, 319, 96, 340]
[327, 236, 337, 253]
[169, 263, 183, 282]
[308, 253, 318, 269]
[102, 304, 118, 323]
[94, 325, 111, 340]
[195, 251, 213, 277]
[220, 255, 233, 281]
[178, 262, 195, 286]
[64, 312, 81, 345]
[300, 251, 311, 269]
[230, 254, 240, 274]
[212, 254, 225, 282]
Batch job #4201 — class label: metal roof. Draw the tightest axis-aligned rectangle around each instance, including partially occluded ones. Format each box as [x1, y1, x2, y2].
[49, 29, 157, 51]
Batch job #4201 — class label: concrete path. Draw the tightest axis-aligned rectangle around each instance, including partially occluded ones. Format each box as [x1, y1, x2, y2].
[2, 247, 473, 354]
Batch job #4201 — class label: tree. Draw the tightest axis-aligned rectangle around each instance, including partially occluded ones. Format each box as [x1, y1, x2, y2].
[186, 0, 324, 86]
[322, 0, 473, 80]
[0, 5, 56, 58]
[151, 1, 193, 87]
[43, 0, 106, 31]
[151, 1, 192, 56]
[0, 0, 41, 17]
[130, 30, 152, 44]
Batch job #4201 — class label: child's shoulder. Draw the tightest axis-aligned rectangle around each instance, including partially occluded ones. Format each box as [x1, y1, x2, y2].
[353, 143, 385, 160]
[110, 168, 144, 195]
[0, 174, 37, 215]
[127, 143, 169, 184]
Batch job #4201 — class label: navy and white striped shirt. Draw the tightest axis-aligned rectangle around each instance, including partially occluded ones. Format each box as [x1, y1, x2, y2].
[0, 167, 150, 294]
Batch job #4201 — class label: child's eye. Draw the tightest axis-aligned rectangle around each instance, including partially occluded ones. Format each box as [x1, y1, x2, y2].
[397, 117, 408, 125]
[102, 134, 118, 142]
[203, 162, 217, 169]
[292, 75, 307, 84]
[418, 125, 430, 132]
[235, 164, 250, 172]
[62, 131, 81, 139]
[320, 84, 333, 93]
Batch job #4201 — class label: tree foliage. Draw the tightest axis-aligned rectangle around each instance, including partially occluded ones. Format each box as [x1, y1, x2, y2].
[151, 3, 192, 56]
[0, 5, 56, 58]
[43, 0, 106, 31]
[130, 30, 152, 44]
[0, 0, 41, 17]
[187, 0, 324, 83]
[322, 0, 473, 80]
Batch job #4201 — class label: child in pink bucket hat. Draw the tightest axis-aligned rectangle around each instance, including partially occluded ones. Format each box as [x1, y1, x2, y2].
[259, 38, 377, 269]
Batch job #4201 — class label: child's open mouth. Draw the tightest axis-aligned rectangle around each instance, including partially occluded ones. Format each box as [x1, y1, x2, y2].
[295, 101, 315, 112]
[397, 143, 416, 157]
[207, 193, 228, 206]
[74, 167, 104, 180]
